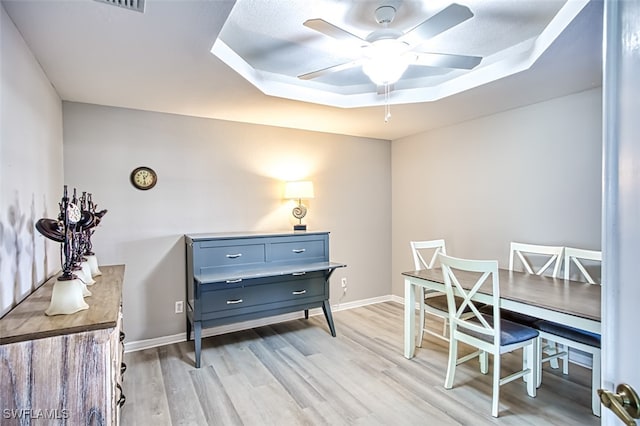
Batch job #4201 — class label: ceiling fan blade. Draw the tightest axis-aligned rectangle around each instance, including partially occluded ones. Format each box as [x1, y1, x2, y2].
[400, 3, 474, 45]
[413, 52, 482, 70]
[303, 18, 368, 47]
[298, 59, 364, 81]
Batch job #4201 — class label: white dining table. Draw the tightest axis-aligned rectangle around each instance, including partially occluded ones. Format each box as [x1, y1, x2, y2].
[402, 267, 601, 359]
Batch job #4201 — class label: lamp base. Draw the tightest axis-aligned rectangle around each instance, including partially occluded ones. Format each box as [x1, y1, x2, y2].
[293, 224, 307, 231]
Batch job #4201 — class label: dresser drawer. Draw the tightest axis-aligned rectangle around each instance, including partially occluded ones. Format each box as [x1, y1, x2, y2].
[198, 274, 270, 292]
[270, 237, 327, 263]
[194, 241, 266, 271]
[200, 273, 326, 320]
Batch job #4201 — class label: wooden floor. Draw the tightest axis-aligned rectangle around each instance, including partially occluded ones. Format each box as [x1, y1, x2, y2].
[120, 302, 599, 425]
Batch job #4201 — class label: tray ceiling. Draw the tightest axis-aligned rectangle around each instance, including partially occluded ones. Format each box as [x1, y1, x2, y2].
[212, 0, 591, 107]
[2, 0, 603, 139]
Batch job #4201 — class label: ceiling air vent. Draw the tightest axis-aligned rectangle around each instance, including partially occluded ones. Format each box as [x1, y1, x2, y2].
[94, 0, 145, 13]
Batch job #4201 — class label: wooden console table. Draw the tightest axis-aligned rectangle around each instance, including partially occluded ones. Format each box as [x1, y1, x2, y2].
[185, 231, 345, 368]
[0, 265, 126, 425]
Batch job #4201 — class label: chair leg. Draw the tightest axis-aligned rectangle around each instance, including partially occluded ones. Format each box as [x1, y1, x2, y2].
[546, 340, 560, 369]
[561, 344, 569, 375]
[492, 352, 500, 417]
[417, 288, 425, 347]
[480, 351, 489, 375]
[592, 351, 601, 416]
[536, 335, 543, 387]
[526, 339, 538, 398]
[444, 335, 458, 389]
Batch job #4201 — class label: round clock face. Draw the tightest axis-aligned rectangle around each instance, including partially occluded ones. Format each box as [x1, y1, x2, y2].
[130, 166, 157, 190]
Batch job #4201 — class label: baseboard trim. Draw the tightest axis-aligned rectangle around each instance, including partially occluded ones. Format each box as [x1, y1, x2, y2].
[125, 293, 593, 370]
[124, 295, 394, 353]
[390, 294, 405, 305]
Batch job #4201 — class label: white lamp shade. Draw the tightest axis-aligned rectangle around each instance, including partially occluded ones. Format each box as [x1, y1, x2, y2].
[284, 181, 314, 200]
[362, 39, 412, 85]
[362, 59, 410, 85]
[45, 279, 89, 316]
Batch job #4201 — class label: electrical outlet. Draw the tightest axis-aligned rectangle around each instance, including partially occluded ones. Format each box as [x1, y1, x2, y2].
[175, 300, 184, 314]
[341, 277, 347, 295]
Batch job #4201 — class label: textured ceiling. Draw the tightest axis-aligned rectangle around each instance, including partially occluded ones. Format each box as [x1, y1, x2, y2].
[2, 0, 603, 140]
[213, 0, 582, 107]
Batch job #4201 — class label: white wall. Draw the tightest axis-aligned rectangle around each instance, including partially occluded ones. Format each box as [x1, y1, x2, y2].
[0, 5, 64, 316]
[391, 88, 602, 296]
[62, 102, 391, 342]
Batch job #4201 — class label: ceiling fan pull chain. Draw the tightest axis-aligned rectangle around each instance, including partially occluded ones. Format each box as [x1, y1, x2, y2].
[384, 83, 391, 122]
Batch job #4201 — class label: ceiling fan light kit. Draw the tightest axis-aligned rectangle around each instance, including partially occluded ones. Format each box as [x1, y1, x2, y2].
[362, 39, 413, 86]
[297, 3, 482, 120]
[300, 3, 480, 81]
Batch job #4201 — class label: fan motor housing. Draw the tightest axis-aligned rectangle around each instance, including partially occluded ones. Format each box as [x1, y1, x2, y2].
[366, 28, 404, 43]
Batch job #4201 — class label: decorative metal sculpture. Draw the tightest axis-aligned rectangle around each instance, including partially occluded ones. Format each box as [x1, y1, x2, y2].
[83, 192, 107, 276]
[34, 185, 106, 316]
[63, 189, 94, 286]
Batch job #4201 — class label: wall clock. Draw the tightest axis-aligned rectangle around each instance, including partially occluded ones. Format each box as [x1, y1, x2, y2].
[130, 166, 157, 190]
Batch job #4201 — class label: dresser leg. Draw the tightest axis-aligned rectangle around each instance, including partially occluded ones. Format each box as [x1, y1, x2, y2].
[304, 309, 309, 319]
[322, 300, 337, 337]
[186, 317, 192, 341]
[194, 321, 202, 368]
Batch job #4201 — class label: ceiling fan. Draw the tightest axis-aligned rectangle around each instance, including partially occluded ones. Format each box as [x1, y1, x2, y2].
[298, 3, 483, 88]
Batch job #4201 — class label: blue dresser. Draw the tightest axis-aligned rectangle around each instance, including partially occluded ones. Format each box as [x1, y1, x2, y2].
[185, 231, 345, 367]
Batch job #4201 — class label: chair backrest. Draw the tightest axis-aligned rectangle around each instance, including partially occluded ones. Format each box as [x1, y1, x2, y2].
[564, 247, 602, 284]
[410, 239, 447, 271]
[509, 242, 564, 277]
[439, 253, 500, 346]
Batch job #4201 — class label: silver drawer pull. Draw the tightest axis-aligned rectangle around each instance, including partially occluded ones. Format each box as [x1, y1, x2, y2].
[226, 253, 242, 259]
[292, 290, 307, 295]
[292, 272, 306, 276]
[226, 299, 243, 304]
[226, 278, 242, 284]
[292, 248, 306, 254]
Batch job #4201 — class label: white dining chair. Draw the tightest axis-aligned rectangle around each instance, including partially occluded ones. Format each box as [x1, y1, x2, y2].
[440, 253, 539, 418]
[509, 242, 564, 278]
[505, 242, 565, 370]
[534, 247, 602, 416]
[410, 240, 449, 345]
[505, 242, 564, 326]
[564, 247, 601, 284]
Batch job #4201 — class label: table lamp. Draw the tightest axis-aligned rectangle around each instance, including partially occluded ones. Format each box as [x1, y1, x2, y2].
[284, 180, 314, 231]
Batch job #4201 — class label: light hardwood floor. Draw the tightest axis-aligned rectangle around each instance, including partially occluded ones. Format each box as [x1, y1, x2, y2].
[120, 302, 599, 425]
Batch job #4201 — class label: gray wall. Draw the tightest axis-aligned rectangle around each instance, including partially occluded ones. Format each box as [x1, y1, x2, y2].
[391, 88, 602, 296]
[62, 103, 391, 342]
[0, 5, 64, 316]
[2, 0, 602, 346]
